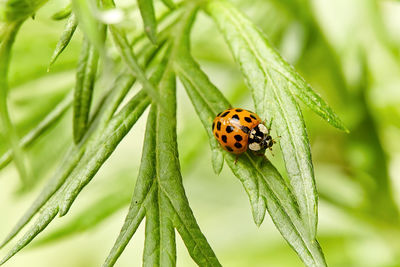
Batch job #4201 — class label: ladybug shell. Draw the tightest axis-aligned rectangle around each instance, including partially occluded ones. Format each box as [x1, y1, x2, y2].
[212, 108, 262, 154]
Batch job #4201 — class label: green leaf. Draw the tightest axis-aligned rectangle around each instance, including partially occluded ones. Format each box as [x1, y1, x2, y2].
[51, 4, 71, 20]
[175, 50, 227, 175]
[0, 38, 165, 249]
[103, 103, 159, 267]
[0, 91, 72, 170]
[72, 0, 105, 53]
[0, 0, 49, 22]
[48, 13, 78, 68]
[210, 1, 347, 132]
[208, 0, 323, 239]
[59, 91, 150, 215]
[160, 0, 175, 9]
[143, 187, 161, 267]
[33, 185, 131, 246]
[73, 37, 100, 143]
[155, 62, 220, 266]
[176, 54, 266, 224]
[227, 151, 327, 266]
[157, 189, 177, 266]
[175, 27, 326, 265]
[137, 0, 157, 44]
[108, 24, 166, 112]
[0, 206, 59, 265]
[0, 74, 134, 250]
[0, 89, 150, 265]
[104, 7, 221, 266]
[0, 22, 29, 182]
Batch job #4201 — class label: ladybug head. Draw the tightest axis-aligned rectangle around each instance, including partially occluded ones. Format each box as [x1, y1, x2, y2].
[248, 124, 274, 152]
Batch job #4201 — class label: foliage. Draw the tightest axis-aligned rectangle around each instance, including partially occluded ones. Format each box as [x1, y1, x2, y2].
[1, 0, 400, 266]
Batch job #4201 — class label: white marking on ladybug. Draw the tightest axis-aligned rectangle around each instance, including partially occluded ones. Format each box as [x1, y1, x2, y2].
[258, 124, 268, 134]
[249, 142, 261, 151]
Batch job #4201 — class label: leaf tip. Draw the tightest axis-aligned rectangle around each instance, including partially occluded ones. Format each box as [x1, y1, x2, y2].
[333, 119, 350, 133]
[58, 204, 69, 217]
[145, 27, 157, 45]
[211, 149, 224, 175]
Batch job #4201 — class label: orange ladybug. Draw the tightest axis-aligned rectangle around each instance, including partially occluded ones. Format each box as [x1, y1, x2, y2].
[212, 108, 273, 154]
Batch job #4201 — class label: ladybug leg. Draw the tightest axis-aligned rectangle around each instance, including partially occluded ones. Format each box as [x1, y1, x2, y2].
[268, 147, 275, 157]
[234, 155, 239, 164]
[272, 135, 281, 144]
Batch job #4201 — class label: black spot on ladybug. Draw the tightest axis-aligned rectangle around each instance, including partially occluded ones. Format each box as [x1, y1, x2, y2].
[212, 122, 215, 130]
[244, 117, 252, 123]
[216, 132, 219, 138]
[221, 135, 227, 143]
[241, 126, 250, 134]
[221, 111, 230, 117]
[226, 125, 234, 133]
[232, 114, 240, 121]
[217, 121, 221, 131]
[234, 135, 242, 141]
[217, 112, 222, 116]
[250, 114, 257, 120]
[235, 109, 243, 112]
[226, 146, 233, 152]
[234, 142, 242, 148]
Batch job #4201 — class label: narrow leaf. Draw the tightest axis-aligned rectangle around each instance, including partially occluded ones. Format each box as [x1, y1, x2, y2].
[51, 4, 72, 20]
[72, 0, 105, 53]
[210, 1, 347, 132]
[0, 0, 49, 22]
[0, 22, 29, 182]
[0, 207, 59, 265]
[137, 0, 157, 44]
[0, 91, 150, 265]
[59, 39, 171, 216]
[158, 190, 177, 266]
[289, 83, 349, 132]
[103, 104, 159, 267]
[0, 39, 164, 248]
[177, 63, 225, 175]
[176, 43, 327, 265]
[48, 13, 78, 68]
[176, 56, 265, 223]
[73, 37, 100, 143]
[59, 91, 150, 215]
[143, 187, 160, 267]
[156, 61, 221, 266]
[208, 0, 319, 239]
[175, 48, 227, 175]
[108, 25, 166, 112]
[160, 0, 175, 9]
[0, 92, 72, 170]
[0, 72, 135, 249]
[34, 187, 131, 246]
[226, 152, 326, 266]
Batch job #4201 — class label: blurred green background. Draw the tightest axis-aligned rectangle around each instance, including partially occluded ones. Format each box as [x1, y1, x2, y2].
[1, 0, 400, 266]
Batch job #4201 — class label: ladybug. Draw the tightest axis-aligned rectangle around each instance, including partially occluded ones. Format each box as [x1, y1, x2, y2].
[212, 108, 274, 154]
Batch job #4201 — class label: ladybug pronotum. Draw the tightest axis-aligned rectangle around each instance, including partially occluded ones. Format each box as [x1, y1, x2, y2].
[212, 108, 274, 154]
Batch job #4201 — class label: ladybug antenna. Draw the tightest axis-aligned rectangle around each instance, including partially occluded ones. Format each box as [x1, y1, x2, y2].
[267, 117, 274, 131]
